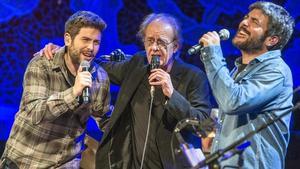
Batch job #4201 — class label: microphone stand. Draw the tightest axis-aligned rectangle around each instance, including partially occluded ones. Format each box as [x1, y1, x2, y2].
[174, 118, 214, 168]
[191, 103, 299, 169]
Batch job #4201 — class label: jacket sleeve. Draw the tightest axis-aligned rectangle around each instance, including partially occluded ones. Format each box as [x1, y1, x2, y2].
[165, 68, 211, 121]
[95, 52, 145, 85]
[95, 59, 131, 85]
[200, 45, 286, 115]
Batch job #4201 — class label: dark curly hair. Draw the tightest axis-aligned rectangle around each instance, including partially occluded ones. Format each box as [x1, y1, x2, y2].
[250, 1, 295, 50]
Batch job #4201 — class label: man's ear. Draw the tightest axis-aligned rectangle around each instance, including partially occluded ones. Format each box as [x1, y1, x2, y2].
[173, 42, 180, 53]
[266, 36, 279, 48]
[64, 33, 72, 46]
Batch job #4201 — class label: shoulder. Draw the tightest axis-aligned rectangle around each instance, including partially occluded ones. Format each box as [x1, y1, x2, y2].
[260, 55, 292, 77]
[174, 58, 206, 77]
[93, 63, 109, 82]
[26, 53, 51, 71]
[130, 51, 147, 62]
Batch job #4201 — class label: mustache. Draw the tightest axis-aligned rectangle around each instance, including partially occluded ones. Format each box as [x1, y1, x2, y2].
[238, 26, 250, 36]
[81, 50, 94, 57]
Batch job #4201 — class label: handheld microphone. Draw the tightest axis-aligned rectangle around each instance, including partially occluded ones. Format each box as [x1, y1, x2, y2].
[150, 56, 160, 98]
[81, 60, 90, 104]
[188, 29, 230, 55]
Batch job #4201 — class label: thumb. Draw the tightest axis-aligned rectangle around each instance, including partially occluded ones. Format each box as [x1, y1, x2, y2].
[77, 66, 83, 74]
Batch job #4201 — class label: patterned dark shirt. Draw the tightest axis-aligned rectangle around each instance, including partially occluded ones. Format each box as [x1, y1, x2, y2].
[2, 47, 110, 169]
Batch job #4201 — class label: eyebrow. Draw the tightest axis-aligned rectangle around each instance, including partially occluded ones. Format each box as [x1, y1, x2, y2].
[251, 17, 260, 24]
[81, 36, 100, 41]
[146, 37, 169, 42]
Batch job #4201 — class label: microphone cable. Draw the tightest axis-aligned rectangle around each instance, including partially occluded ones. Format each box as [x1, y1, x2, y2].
[139, 93, 155, 169]
[140, 56, 159, 169]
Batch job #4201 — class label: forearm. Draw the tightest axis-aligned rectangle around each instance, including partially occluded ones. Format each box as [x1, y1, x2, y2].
[165, 71, 211, 121]
[165, 89, 211, 120]
[201, 46, 284, 114]
[95, 59, 130, 85]
[92, 76, 111, 131]
[24, 87, 79, 124]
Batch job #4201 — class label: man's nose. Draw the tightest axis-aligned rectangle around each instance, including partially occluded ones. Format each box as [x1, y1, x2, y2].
[87, 42, 94, 51]
[150, 42, 160, 51]
[240, 18, 249, 27]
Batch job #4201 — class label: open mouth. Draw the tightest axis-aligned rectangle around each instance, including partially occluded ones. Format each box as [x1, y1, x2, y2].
[237, 27, 250, 38]
[152, 54, 161, 57]
[82, 52, 94, 60]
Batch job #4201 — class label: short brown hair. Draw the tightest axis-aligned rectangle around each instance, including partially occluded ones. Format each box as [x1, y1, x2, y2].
[65, 11, 107, 40]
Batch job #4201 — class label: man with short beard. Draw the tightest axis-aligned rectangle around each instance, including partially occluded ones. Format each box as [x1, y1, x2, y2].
[0, 11, 110, 169]
[198, 1, 294, 169]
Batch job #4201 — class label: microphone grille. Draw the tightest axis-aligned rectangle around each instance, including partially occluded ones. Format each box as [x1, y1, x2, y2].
[150, 56, 160, 70]
[80, 60, 90, 68]
[219, 29, 230, 40]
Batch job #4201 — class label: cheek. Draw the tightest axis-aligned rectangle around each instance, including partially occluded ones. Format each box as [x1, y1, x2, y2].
[163, 50, 171, 61]
[145, 48, 152, 63]
[94, 46, 100, 53]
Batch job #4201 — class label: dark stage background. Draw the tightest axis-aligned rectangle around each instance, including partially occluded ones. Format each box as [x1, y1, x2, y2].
[0, 0, 299, 168]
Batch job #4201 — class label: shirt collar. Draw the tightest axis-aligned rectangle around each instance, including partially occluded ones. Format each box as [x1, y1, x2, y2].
[51, 46, 97, 74]
[52, 46, 67, 71]
[235, 50, 281, 67]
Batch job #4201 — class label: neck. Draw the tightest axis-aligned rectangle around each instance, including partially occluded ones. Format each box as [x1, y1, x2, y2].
[241, 49, 267, 64]
[163, 58, 174, 73]
[64, 53, 78, 76]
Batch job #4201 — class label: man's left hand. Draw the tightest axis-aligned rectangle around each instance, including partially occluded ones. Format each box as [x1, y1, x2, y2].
[149, 69, 173, 98]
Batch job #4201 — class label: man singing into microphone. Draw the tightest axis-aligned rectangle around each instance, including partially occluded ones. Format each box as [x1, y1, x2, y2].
[41, 13, 212, 169]
[199, 1, 294, 169]
[0, 11, 110, 169]
[97, 13, 212, 169]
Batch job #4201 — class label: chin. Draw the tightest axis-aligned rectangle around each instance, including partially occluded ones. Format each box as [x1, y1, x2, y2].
[233, 38, 245, 47]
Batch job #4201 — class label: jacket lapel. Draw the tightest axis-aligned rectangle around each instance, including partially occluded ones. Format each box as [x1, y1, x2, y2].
[169, 58, 184, 90]
[102, 56, 149, 141]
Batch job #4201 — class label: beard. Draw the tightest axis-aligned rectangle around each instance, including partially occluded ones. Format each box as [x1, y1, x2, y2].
[232, 28, 267, 53]
[68, 45, 81, 65]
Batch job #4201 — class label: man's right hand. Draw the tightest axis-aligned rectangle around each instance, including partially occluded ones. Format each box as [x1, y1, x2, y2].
[41, 43, 61, 60]
[73, 66, 92, 97]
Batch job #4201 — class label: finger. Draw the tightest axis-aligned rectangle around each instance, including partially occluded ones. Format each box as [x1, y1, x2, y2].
[205, 32, 217, 40]
[78, 72, 92, 82]
[212, 31, 219, 38]
[206, 32, 214, 37]
[44, 44, 52, 59]
[48, 43, 55, 57]
[50, 43, 60, 55]
[77, 66, 83, 73]
[208, 31, 220, 42]
[149, 69, 159, 80]
[149, 80, 162, 86]
[200, 36, 209, 46]
[82, 79, 92, 88]
[149, 74, 158, 82]
[149, 71, 164, 81]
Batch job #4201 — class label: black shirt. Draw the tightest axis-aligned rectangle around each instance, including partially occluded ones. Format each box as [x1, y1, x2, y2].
[130, 72, 165, 169]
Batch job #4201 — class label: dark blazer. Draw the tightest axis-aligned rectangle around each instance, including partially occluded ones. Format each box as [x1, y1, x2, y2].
[95, 52, 211, 169]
